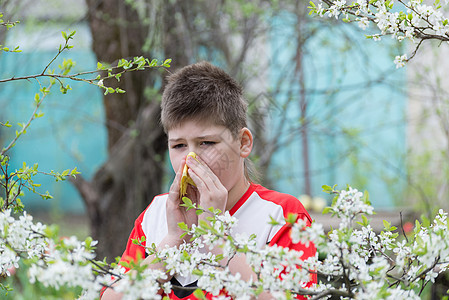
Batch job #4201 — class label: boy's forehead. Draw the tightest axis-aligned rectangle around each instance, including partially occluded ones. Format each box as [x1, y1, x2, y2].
[167, 120, 230, 139]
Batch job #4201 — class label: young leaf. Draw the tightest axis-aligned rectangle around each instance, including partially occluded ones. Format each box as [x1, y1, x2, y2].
[193, 289, 206, 300]
[269, 216, 280, 226]
[322, 185, 333, 193]
[322, 206, 332, 215]
[286, 212, 297, 224]
[163, 58, 172, 67]
[178, 222, 189, 232]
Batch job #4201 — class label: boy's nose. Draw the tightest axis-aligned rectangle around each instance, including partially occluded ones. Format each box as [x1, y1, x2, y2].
[187, 147, 200, 157]
[187, 147, 196, 155]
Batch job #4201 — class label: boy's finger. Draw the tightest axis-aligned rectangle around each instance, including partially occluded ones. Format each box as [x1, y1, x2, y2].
[187, 155, 213, 178]
[186, 158, 215, 190]
[187, 155, 223, 191]
[187, 168, 208, 193]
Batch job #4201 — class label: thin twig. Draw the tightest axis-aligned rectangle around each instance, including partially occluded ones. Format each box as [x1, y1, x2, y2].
[1, 80, 53, 156]
[400, 211, 409, 244]
[41, 40, 69, 75]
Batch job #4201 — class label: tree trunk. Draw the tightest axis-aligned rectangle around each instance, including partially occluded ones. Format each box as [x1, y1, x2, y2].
[73, 0, 165, 261]
[73, 0, 191, 261]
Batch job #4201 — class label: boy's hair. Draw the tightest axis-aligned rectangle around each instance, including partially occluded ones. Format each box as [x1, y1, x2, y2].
[161, 61, 247, 137]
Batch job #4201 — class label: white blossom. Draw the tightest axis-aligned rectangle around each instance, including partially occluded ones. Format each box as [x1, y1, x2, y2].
[357, 17, 370, 29]
[312, 0, 449, 66]
[394, 54, 408, 68]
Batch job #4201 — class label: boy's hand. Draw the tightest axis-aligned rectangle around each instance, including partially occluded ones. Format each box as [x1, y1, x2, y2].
[185, 154, 228, 217]
[165, 158, 198, 243]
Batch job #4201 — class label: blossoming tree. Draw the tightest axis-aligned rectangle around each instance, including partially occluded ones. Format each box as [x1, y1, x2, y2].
[2, 3, 449, 299]
[2, 182, 449, 299]
[309, 0, 449, 68]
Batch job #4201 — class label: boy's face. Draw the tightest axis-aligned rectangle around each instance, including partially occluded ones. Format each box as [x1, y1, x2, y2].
[168, 119, 246, 192]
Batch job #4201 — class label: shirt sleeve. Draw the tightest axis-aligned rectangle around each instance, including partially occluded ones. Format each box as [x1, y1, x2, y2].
[100, 212, 148, 298]
[119, 211, 148, 272]
[268, 212, 317, 299]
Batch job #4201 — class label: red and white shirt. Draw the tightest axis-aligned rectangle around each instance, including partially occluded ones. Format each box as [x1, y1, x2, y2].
[119, 183, 317, 299]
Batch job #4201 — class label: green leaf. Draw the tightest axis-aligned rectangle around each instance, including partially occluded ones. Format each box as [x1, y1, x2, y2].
[269, 216, 280, 226]
[383, 220, 391, 230]
[163, 58, 172, 68]
[181, 197, 195, 210]
[198, 219, 210, 229]
[84, 236, 93, 248]
[255, 284, 264, 296]
[362, 214, 368, 224]
[286, 212, 297, 224]
[178, 222, 188, 231]
[70, 167, 81, 177]
[362, 190, 370, 205]
[34, 111, 45, 118]
[322, 185, 332, 193]
[414, 220, 421, 232]
[421, 215, 430, 227]
[192, 269, 203, 276]
[193, 289, 206, 300]
[104, 87, 115, 95]
[215, 254, 224, 262]
[1, 121, 12, 128]
[44, 224, 60, 239]
[117, 58, 127, 68]
[60, 85, 70, 94]
[149, 59, 158, 67]
[357, 214, 370, 226]
[322, 206, 332, 215]
[42, 191, 53, 200]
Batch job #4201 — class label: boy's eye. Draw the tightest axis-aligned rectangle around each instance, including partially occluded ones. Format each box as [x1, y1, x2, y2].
[172, 144, 186, 149]
[200, 141, 216, 146]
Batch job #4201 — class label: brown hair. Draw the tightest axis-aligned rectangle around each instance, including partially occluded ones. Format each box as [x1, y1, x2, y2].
[161, 61, 247, 137]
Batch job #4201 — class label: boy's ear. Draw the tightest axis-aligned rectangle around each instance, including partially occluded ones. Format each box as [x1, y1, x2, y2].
[239, 128, 253, 158]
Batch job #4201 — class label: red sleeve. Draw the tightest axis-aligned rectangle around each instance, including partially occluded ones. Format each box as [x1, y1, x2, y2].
[100, 209, 149, 298]
[119, 210, 148, 272]
[268, 213, 317, 299]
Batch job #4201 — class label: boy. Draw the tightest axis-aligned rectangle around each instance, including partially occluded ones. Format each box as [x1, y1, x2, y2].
[102, 61, 316, 299]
